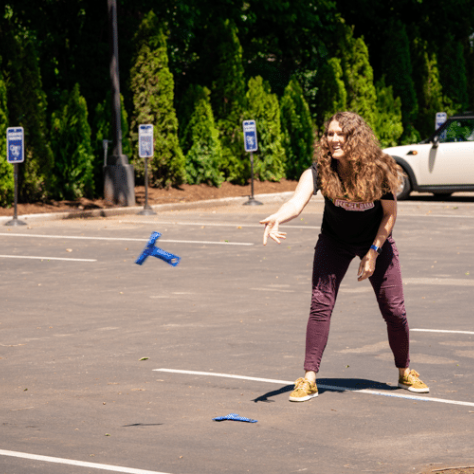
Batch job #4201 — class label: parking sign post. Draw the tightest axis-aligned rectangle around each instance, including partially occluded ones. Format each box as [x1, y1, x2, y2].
[138, 124, 156, 216]
[5, 127, 26, 226]
[242, 120, 262, 206]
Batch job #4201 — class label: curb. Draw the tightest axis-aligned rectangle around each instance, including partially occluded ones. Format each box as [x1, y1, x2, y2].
[0, 191, 298, 224]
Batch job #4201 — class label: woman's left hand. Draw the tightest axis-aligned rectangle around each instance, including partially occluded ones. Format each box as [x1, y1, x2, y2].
[357, 252, 377, 281]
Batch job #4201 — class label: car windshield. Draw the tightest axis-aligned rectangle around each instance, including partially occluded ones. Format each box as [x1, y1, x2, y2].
[438, 118, 474, 143]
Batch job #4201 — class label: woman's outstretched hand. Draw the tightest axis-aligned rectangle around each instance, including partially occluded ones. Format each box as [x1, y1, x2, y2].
[260, 216, 287, 245]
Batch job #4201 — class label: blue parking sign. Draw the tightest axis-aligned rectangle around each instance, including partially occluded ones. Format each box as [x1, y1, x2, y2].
[243, 120, 258, 152]
[139, 124, 154, 158]
[435, 112, 447, 130]
[7, 127, 24, 163]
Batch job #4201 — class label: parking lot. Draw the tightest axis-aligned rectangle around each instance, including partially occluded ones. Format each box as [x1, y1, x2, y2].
[1, 194, 474, 474]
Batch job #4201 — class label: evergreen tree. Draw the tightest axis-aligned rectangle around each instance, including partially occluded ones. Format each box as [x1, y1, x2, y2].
[412, 41, 457, 139]
[280, 77, 315, 180]
[381, 21, 419, 139]
[338, 23, 377, 129]
[211, 20, 247, 184]
[93, 94, 131, 192]
[294, 69, 319, 122]
[373, 77, 404, 148]
[4, 35, 54, 201]
[438, 36, 469, 112]
[244, 76, 285, 182]
[50, 83, 95, 200]
[467, 42, 474, 111]
[129, 11, 185, 188]
[177, 85, 203, 145]
[314, 57, 347, 130]
[182, 86, 224, 187]
[0, 66, 13, 206]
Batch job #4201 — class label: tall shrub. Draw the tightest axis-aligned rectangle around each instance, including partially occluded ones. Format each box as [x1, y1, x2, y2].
[412, 41, 457, 139]
[381, 21, 419, 141]
[182, 86, 224, 186]
[0, 66, 13, 206]
[211, 20, 247, 184]
[5, 36, 53, 201]
[280, 77, 314, 180]
[338, 23, 377, 129]
[467, 40, 474, 110]
[374, 77, 404, 148]
[244, 76, 285, 182]
[314, 57, 347, 130]
[129, 11, 185, 188]
[50, 83, 95, 200]
[438, 36, 469, 112]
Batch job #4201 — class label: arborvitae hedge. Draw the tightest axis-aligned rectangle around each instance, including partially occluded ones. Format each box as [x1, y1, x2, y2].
[0, 66, 13, 206]
[439, 36, 469, 112]
[412, 41, 457, 139]
[467, 43, 474, 111]
[182, 86, 224, 186]
[6, 36, 53, 201]
[374, 77, 404, 149]
[129, 11, 185, 188]
[280, 77, 314, 180]
[338, 23, 377, 129]
[212, 20, 246, 184]
[382, 21, 419, 142]
[244, 76, 285, 182]
[50, 84, 95, 200]
[314, 57, 347, 130]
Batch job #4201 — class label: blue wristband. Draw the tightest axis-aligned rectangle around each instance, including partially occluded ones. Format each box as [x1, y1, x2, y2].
[370, 244, 382, 255]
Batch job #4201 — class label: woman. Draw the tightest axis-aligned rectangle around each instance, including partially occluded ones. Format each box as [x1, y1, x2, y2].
[260, 111, 429, 402]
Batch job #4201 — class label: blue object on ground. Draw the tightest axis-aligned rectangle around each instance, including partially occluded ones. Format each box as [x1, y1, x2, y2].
[212, 413, 258, 423]
[135, 232, 181, 267]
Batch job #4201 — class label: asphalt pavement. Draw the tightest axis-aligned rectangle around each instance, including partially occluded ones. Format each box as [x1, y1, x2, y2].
[1, 193, 474, 474]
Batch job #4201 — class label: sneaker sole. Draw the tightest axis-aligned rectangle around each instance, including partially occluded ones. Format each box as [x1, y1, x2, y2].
[289, 392, 318, 402]
[398, 383, 429, 393]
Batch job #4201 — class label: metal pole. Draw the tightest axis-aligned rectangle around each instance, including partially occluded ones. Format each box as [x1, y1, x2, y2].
[5, 163, 26, 226]
[250, 152, 255, 199]
[108, 0, 123, 164]
[138, 157, 156, 215]
[104, 0, 135, 206]
[243, 152, 262, 206]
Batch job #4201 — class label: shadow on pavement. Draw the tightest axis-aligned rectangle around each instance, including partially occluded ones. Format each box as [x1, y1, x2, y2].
[252, 378, 397, 403]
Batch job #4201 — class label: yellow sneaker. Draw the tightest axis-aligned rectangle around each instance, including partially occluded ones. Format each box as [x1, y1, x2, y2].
[289, 378, 318, 402]
[398, 369, 429, 393]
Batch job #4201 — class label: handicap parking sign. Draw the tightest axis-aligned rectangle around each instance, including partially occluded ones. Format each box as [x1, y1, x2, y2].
[139, 124, 154, 158]
[7, 127, 24, 163]
[435, 112, 447, 130]
[243, 120, 258, 152]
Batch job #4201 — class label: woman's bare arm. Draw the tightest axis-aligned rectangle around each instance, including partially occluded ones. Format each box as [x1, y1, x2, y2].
[357, 198, 397, 281]
[260, 168, 315, 245]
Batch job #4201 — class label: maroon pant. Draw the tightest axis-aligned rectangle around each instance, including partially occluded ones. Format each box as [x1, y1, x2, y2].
[304, 234, 410, 373]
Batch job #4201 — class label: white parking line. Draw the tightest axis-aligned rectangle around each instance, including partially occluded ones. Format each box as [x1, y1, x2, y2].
[398, 214, 474, 219]
[118, 219, 320, 230]
[0, 233, 253, 246]
[0, 449, 171, 474]
[154, 369, 474, 408]
[411, 329, 474, 335]
[0, 255, 96, 262]
[404, 278, 474, 287]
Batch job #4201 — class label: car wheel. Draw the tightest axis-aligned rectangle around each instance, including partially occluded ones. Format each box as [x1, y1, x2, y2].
[396, 173, 411, 200]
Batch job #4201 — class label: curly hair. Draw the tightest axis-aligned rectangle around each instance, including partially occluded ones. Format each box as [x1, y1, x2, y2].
[314, 112, 403, 202]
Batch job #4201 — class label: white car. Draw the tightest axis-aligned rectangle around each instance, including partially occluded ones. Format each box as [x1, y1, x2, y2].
[383, 112, 474, 200]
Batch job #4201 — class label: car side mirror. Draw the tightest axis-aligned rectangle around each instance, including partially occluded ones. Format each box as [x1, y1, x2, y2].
[432, 135, 439, 148]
